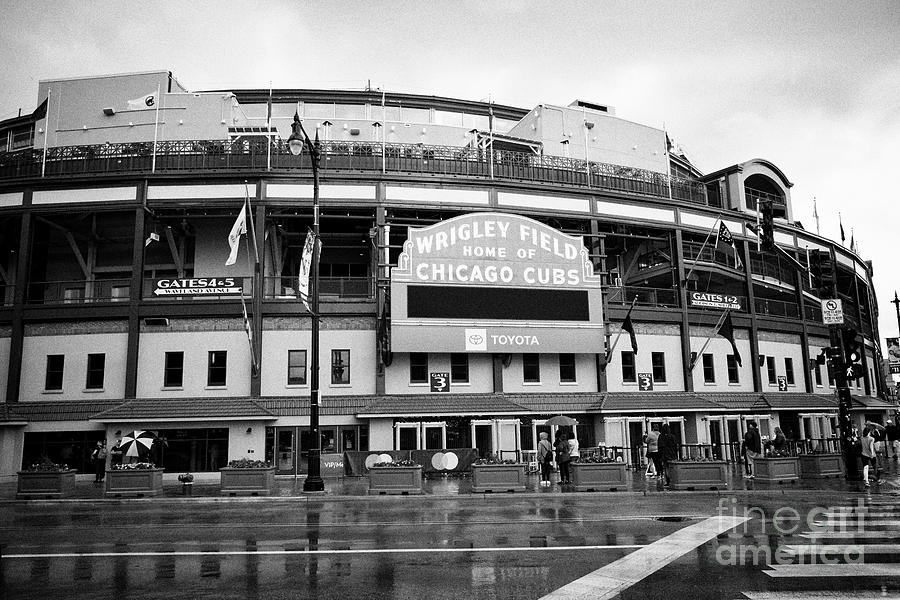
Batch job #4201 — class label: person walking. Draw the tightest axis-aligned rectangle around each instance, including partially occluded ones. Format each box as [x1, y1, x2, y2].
[861, 425, 880, 486]
[567, 434, 580, 463]
[743, 422, 762, 478]
[644, 424, 661, 477]
[657, 424, 678, 486]
[91, 440, 108, 485]
[555, 432, 572, 484]
[885, 419, 899, 461]
[537, 432, 554, 487]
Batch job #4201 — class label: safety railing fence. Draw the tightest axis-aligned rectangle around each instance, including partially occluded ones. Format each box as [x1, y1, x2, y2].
[0, 139, 708, 204]
[263, 276, 373, 300]
[754, 296, 800, 319]
[604, 286, 679, 309]
[26, 278, 133, 305]
[795, 437, 841, 454]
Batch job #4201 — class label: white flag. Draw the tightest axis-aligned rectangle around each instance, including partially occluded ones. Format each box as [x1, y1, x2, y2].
[297, 228, 320, 312]
[127, 92, 157, 110]
[225, 201, 247, 266]
[144, 232, 160, 247]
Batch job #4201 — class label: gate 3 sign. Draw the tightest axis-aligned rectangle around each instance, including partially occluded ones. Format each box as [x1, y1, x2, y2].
[153, 277, 244, 296]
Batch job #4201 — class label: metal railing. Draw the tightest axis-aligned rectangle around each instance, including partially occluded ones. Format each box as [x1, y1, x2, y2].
[745, 187, 786, 211]
[26, 278, 132, 304]
[754, 297, 800, 319]
[605, 285, 679, 308]
[263, 276, 373, 299]
[795, 437, 841, 454]
[683, 242, 744, 271]
[0, 139, 708, 204]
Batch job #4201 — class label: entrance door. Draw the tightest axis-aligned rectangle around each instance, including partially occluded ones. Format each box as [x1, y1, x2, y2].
[474, 423, 493, 459]
[726, 419, 741, 463]
[276, 429, 295, 474]
[628, 421, 645, 468]
[709, 420, 723, 460]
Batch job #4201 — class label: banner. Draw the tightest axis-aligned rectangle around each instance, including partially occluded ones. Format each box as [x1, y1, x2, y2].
[297, 228, 320, 312]
[888, 337, 900, 382]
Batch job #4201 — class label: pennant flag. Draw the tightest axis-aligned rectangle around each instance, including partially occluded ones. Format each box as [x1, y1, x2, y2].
[225, 199, 248, 266]
[622, 313, 638, 355]
[126, 92, 157, 110]
[850, 228, 855, 253]
[32, 97, 48, 120]
[240, 294, 258, 372]
[716, 221, 743, 269]
[716, 311, 741, 366]
[297, 228, 321, 312]
[144, 232, 160, 247]
[377, 290, 393, 367]
[839, 214, 845, 244]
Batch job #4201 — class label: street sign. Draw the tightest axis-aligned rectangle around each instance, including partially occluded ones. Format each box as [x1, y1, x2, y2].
[430, 372, 450, 393]
[821, 298, 844, 325]
[153, 277, 243, 296]
[638, 373, 653, 391]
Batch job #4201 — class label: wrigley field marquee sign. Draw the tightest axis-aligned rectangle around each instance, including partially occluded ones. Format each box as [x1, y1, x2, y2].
[153, 277, 244, 296]
[390, 212, 604, 353]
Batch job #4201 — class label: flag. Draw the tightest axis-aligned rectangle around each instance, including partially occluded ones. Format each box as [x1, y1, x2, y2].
[126, 92, 157, 110]
[144, 232, 159, 247]
[850, 228, 855, 252]
[716, 311, 741, 366]
[839, 213, 845, 244]
[622, 313, 638, 355]
[225, 199, 248, 266]
[716, 221, 743, 270]
[240, 294, 258, 373]
[377, 290, 393, 367]
[32, 97, 48, 120]
[297, 228, 320, 312]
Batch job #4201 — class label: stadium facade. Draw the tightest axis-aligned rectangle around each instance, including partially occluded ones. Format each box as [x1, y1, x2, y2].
[0, 69, 894, 478]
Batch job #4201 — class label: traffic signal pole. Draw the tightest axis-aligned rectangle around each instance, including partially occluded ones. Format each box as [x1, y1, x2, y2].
[829, 325, 859, 480]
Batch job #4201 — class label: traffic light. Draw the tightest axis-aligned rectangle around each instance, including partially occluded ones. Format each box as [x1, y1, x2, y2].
[809, 250, 822, 287]
[760, 200, 775, 251]
[818, 252, 835, 297]
[841, 327, 863, 380]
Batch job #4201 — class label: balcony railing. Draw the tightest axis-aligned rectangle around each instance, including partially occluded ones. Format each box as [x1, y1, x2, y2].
[745, 187, 786, 211]
[0, 140, 708, 204]
[263, 276, 373, 300]
[754, 297, 800, 319]
[605, 285, 679, 308]
[683, 242, 744, 271]
[27, 279, 132, 305]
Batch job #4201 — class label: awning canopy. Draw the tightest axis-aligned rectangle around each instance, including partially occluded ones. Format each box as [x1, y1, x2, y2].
[90, 398, 276, 422]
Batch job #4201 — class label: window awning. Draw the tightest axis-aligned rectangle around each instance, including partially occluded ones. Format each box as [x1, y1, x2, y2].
[90, 398, 276, 422]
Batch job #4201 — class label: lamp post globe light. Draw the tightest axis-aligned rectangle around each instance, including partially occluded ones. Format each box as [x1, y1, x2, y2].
[287, 111, 325, 493]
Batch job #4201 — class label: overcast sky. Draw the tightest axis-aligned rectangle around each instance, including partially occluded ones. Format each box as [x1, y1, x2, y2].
[2, 0, 899, 344]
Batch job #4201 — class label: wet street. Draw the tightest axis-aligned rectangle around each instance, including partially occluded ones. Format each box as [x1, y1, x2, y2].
[3, 490, 900, 599]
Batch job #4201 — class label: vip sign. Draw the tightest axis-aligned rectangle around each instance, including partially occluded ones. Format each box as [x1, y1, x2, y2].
[390, 213, 605, 353]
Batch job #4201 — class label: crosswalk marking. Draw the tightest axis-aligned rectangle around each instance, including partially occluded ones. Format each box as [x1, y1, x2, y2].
[781, 543, 900, 555]
[800, 531, 899, 539]
[764, 563, 900, 577]
[743, 593, 900, 599]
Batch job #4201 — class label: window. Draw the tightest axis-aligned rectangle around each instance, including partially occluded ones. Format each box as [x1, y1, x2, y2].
[827, 363, 835, 387]
[727, 355, 740, 384]
[767, 356, 777, 384]
[207, 351, 227, 387]
[164, 352, 183, 387]
[814, 362, 822, 386]
[45, 355, 64, 391]
[287, 350, 307, 386]
[651, 352, 666, 383]
[702, 353, 715, 383]
[523, 353, 541, 383]
[559, 353, 576, 383]
[85, 353, 105, 390]
[450, 353, 469, 383]
[621, 351, 636, 383]
[410, 352, 428, 384]
[784, 357, 795, 385]
[332, 350, 350, 384]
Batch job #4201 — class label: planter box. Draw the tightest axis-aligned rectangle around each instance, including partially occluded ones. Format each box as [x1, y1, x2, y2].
[669, 461, 728, 491]
[754, 456, 800, 483]
[16, 470, 77, 499]
[368, 466, 423, 495]
[799, 453, 844, 479]
[220, 467, 276, 496]
[571, 462, 628, 491]
[105, 468, 164, 497]
[471, 463, 527, 493]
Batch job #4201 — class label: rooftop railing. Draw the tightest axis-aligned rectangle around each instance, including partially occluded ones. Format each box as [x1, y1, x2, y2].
[0, 139, 708, 204]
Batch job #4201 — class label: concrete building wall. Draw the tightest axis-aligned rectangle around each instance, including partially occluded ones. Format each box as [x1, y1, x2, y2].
[19, 333, 128, 401]
[384, 353, 494, 395]
[502, 353, 598, 393]
[758, 332, 806, 392]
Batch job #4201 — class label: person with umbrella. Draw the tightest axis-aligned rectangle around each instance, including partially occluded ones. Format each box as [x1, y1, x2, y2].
[118, 430, 157, 463]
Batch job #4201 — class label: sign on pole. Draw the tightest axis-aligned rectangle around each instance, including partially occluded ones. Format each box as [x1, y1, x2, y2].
[821, 298, 844, 325]
[888, 337, 900, 382]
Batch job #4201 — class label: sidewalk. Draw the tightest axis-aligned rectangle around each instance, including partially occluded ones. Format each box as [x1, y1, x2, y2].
[4, 459, 899, 501]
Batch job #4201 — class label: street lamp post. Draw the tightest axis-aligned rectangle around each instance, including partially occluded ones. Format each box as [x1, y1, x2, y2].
[288, 112, 325, 493]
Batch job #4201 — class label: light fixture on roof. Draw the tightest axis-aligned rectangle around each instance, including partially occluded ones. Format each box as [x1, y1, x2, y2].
[102, 107, 115, 116]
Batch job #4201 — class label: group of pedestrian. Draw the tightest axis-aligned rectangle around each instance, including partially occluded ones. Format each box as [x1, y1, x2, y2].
[536, 430, 580, 486]
[90, 436, 124, 485]
[642, 424, 678, 486]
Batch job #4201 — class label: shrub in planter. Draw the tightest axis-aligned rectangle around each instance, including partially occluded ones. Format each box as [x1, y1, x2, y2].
[570, 454, 627, 491]
[17, 460, 77, 499]
[668, 458, 728, 491]
[368, 459, 424, 495]
[106, 462, 164, 497]
[471, 457, 526, 493]
[798, 452, 844, 478]
[753, 455, 800, 483]
[220, 459, 275, 496]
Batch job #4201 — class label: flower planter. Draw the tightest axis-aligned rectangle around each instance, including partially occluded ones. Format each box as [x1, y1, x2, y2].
[570, 462, 628, 491]
[799, 453, 844, 479]
[753, 456, 800, 483]
[16, 470, 77, 499]
[668, 461, 728, 491]
[368, 465, 424, 495]
[471, 463, 527, 493]
[220, 466, 276, 496]
[105, 468, 164, 497]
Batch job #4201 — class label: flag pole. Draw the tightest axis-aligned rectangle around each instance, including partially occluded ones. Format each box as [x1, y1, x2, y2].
[41, 87, 51, 178]
[682, 215, 722, 285]
[488, 98, 494, 179]
[689, 309, 729, 371]
[266, 82, 273, 171]
[606, 296, 638, 362]
[806, 246, 812, 288]
[244, 181, 259, 264]
[151, 83, 161, 173]
[381, 88, 386, 174]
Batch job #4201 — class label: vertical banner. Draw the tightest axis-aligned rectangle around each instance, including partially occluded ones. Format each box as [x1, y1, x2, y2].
[887, 337, 900, 382]
[297, 228, 320, 312]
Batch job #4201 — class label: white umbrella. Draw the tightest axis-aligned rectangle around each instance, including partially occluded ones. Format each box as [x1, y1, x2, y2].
[119, 430, 156, 458]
